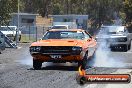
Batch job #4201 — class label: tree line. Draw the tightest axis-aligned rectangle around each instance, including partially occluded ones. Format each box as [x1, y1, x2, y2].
[0, 0, 132, 29]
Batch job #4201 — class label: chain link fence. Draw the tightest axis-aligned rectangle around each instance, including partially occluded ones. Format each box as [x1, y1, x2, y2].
[19, 26, 49, 43]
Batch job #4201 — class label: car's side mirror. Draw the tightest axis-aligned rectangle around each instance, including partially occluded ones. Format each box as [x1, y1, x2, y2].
[87, 38, 92, 42]
[39, 38, 42, 41]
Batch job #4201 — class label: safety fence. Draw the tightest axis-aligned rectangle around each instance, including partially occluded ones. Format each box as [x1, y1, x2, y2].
[19, 26, 50, 43]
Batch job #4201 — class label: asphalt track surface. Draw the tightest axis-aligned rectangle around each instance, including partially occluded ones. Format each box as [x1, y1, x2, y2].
[0, 43, 132, 88]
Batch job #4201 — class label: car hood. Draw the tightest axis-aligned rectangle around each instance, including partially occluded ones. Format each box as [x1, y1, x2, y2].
[31, 39, 85, 47]
[110, 34, 127, 38]
[96, 34, 127, 39]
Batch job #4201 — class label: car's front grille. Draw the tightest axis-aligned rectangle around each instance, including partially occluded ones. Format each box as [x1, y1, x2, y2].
[109, 38, 127, 42]
[41, 46, 73, 54]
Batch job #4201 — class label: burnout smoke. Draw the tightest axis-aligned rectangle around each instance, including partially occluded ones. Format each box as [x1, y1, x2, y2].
[16, 55, 33, 66]
[91, 27, 125, 68]
[93, 43, 124, 68]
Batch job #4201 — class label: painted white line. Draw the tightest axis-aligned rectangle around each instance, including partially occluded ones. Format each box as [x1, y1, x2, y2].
[105, 83, 131, 88]
[85, 84, 98, 88]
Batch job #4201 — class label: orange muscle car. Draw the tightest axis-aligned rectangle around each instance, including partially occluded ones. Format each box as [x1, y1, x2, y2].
[30, 29, 97, 69]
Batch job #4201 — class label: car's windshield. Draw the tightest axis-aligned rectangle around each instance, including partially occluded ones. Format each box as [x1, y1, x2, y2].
[99, 26, 126, 34]
[42, 31, 84, 40]
[52, 26, 67, 29]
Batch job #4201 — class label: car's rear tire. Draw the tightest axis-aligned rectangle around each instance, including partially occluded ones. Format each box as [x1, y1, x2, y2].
[33, 59, 42, 70]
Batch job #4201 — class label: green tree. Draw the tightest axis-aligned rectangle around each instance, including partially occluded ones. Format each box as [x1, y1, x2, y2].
[123, 0, 132, 29]
[31, 0, 52, 17]
[20, 0, 125, 29]
[21, 0, 35, 13]
[83, 0, 124, 28]
[0, 0, 18, 25]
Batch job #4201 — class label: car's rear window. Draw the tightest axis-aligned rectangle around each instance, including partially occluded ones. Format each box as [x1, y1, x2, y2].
[52, 26, 67, 29]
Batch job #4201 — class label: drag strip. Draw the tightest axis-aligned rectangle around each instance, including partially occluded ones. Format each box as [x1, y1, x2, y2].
[0, 43, 132, 88]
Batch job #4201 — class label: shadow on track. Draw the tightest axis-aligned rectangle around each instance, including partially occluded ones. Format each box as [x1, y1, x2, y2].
[41, 65, 78, 71]
[28, 63, 78, 71]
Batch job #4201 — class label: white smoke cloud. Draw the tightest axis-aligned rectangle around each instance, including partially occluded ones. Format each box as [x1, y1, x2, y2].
[91, 26, 125, 68]
[92, 45, 125, 68]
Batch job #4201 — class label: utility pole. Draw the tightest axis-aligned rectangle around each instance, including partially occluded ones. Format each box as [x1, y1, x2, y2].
[16, 0, 20, 48]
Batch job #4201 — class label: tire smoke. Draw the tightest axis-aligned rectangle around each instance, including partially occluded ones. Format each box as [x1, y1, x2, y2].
[90, 26, 125, 68]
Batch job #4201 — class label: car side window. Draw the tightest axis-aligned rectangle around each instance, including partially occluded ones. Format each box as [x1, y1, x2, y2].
[83, 31, 91, 39]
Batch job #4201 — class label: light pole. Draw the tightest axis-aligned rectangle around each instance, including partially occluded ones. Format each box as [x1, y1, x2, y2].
[16, 0, 20, 48]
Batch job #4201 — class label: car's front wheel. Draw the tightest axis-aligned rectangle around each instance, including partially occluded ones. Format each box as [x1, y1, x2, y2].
[78, 53, 88, 70]
[76, 75, 87, 85]
[33, 59, 42, 70]
[128, 43, 131, 50]
[123, 45, 128, 52]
